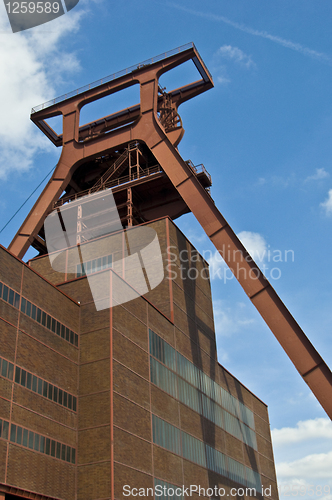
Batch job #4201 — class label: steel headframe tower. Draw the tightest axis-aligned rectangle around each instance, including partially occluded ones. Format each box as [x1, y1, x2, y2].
[9, 42, 332, 419]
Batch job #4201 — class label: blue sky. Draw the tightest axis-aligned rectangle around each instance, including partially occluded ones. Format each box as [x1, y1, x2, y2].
[1, 0, 332, 495]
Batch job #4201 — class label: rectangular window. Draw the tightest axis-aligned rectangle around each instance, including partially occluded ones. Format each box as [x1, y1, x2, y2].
[70, 330, 74, 344]
[22, 428, 28, 447]
[14, 293, 20, 309]
[65, 328, 70, 342]
[15, 366, 21, 384]
[46, 315, 51, 330]
[16, 426, 22, 445]
[36, 308, 41, 323]
[3, 285, 8, 302]
[66, 446, 71, 462]
[71, 448, 76, 464]
[58, 389, 63, 405]
[43, 381, 48, 398]
[61, 444, 66, 461]
[31, 304, 36, 320]
[56, 442, 61, 459]
[10, 424, 16, 443]
[1, 360, 8, 378]
[40, 435, 45, 453]
[68, 394, 72, 410]
[53, 386, 58, 403]
[48, 384, 53, 400]
[63, 392, 68, 407]
[8, 362, 14, 381]
[28, 431, 34, 449]
[26, 301, 32, 317]
[20, 297, 26, 314]
[45, 438, 50, 455]
[56, 322, 61, 336]
[8, 289, 14, 306]
[20, 369, 26, 387]
[61, 325, 65, 339]
[74, 334, 78, 347]
[51, 440, 56, 457]
[26, 372, 32, 390]
[73, 397, 77, 412]
[32, 375, 37, 392]
[37, 378, 43, 395]
[51, 318, 56, 333]
[34, 433, 40, 451]
[3, 421, 9, 440]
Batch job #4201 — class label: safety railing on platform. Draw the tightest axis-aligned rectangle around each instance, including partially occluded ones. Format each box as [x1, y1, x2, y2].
[31, 43, 197, 114]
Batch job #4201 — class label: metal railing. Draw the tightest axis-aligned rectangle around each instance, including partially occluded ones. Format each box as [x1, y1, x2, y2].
[31, 43, 196, 114]
[53, 165, 163, 209]
[186, 159, 212, 184]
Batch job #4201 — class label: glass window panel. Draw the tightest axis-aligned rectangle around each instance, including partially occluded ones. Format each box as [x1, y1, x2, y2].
[53, 386, 58, 403]
[74, 334, 78, 347]
[66, 446, 71, 462]
[68, 394, 72, 410]
[26, 301, 31, 317]
[63, 392, 68, 407]
[66, 328, 70, 341]
[43, 381, 48, 398]
[71, 448, 76, 464]
[15, 366, 21, 384]
[36, 308, 41, 323]
[51, 318, 56, 333]
[10, 424, 16, 442]
[1, 359, 8, 378]
[26, 372, 32, 390]
[3, 421, 9, 440]
[28, 431, 34, 449]
[31, 304, 36, 320]
[73, 397, 77, 412]
[42, 311, 47, 326]
[56, 322, 61, 336]
[32, 375, 37, 392]
[58, 389, 63, 405]
[14, 293, 20, 309]
[70, 330, 74, 344]
[48, 384, 53, 400]
[46, 315, 51, 330]
[16, 426, 22, 445]
[45, 438, 50, 455]
[20, 369, 26, 387]
[61, 444, 66, 461]
[37, 378, 43, 395]
[22, 428, 28, 446]
[97, 258, 102, 272]
[51, 440, 56, 457]
[56, 442, 61, 459]
[91, 259, 96, 273]
[7, 363, 14, 381]
[8, 289, 14, 305]
[61, 325, 65, 339]
[3, 285, 8, 301]
[108, 254, 112, 266]
[102, 256, 107, 269]
[76, 264, 81, 278]
[0, 282, 2, 297]
[34, 433, 40, 451]
[40, 436, 45, 453]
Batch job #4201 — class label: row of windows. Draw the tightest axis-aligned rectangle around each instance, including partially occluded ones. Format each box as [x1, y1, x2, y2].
[76, 254, 113, 277]
[9, 422, 76, 464]
[0, 280, 78, 347]
[149, 329, 255, 430]
[150, 357, 257, 449]
[152, 415, 261, 493]
[0, 356, 76, 412]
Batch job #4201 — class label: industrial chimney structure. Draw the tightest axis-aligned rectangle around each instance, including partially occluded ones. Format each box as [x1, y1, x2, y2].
[1, 41, 318, 500]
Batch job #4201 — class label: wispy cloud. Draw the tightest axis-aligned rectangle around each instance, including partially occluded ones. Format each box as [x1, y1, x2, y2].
[167, 3, 332, 65]
[320, 189, 332, 215]
[217, 45, 255, 69]
[305, 168, 330, 182]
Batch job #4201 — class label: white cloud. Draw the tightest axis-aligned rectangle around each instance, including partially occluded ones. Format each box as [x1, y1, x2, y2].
[277, 451, 332, 479]
[237, 230, 267, 263]
[0, 4, 85, 178]
[320, 189, 332, 215]
[272, 418, 332, 446]
[305, 168, 330, 182]
[217, 45, 255, 69]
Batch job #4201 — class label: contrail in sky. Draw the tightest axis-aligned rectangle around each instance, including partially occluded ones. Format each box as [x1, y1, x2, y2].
[167, 3, 332, 65]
